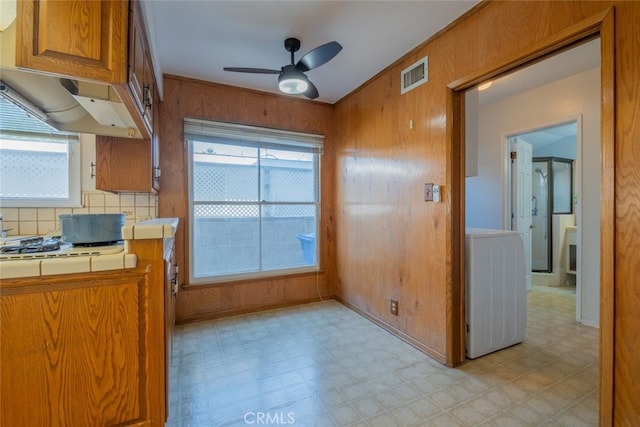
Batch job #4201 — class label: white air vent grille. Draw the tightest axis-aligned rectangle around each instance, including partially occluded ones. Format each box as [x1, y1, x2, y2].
[401, 56, 428, 94]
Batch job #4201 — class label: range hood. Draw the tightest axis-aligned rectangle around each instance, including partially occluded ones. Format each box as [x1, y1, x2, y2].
[0, 18, 144, 139]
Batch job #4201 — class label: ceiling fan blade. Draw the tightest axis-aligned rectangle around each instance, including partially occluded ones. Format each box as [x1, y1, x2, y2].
[223, 67, 281, 74]
[296, 41, 343, 72]
[303, 80, 319, 100]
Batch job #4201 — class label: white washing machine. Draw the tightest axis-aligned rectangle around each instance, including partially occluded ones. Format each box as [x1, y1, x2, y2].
[465, 228, 527, 359]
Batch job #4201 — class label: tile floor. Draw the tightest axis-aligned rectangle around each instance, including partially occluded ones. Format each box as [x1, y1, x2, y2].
[166, 285, 598, 426]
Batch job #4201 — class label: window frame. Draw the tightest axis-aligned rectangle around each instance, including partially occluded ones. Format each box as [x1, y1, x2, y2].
[0, 134, 81, 208]
[185, 119, 323, 284]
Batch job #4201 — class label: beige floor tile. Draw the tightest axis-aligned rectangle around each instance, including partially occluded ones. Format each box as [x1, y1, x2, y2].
[167, 287, 598, 426]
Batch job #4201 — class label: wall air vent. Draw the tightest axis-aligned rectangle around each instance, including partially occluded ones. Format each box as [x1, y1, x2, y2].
[401, 56, 428, 94]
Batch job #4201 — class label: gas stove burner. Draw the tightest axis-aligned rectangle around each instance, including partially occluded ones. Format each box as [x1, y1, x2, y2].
[0, 239, 61, 254]
[0, 236, 124, 260]
[19, 236, 44, 246]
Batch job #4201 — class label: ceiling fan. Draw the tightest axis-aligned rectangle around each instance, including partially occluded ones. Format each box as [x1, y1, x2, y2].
[223, 38, 342, 100]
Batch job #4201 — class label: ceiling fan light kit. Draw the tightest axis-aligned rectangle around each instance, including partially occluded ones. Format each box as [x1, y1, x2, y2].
[224, 37, 342, 100]
[278, 65, 309, 94]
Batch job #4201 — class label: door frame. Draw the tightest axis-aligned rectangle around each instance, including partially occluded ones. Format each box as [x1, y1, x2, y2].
[446, 9, 614, 424]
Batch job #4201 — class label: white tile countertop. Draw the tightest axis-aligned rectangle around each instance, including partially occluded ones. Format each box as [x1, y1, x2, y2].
[0, 251, 138, 280]
[122, 217, 179, 240]
[0, 217, 178, 280]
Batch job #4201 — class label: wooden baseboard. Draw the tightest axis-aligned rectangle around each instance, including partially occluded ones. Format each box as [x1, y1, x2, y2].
[175, 295, 336, 324]
[334, 296, 449, 366]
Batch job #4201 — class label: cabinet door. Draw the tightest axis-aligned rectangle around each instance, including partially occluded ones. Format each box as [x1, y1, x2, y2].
[96, 135, 155, 192]
[127, 0, 154, 136]
[0, 272, 152, 426]
[151, 84, 160, 191]
[15, 0, 128, 84]
[142, 52, 155, 133]
[164, 246, 176, 419]
[128, 2, 146, 114]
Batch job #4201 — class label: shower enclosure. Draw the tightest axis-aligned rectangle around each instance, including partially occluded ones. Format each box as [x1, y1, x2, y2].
[531, 157, 573, 272]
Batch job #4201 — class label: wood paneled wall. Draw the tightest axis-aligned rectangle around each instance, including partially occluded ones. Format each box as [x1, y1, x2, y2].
[331, 0, 640, 423]
[157, 0, 640, 422]
[157, 76, 336, 323]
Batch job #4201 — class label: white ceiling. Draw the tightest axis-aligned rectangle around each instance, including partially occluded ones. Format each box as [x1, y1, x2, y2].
[144, 1, 600, 108]
[477, 38, 601, 106]
[143, 0, 480, 104]
[474, 38, 600, 153]
[518, 122, 578, 154]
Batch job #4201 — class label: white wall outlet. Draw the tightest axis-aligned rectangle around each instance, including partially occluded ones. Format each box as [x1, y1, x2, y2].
[433, 185, 441, 203]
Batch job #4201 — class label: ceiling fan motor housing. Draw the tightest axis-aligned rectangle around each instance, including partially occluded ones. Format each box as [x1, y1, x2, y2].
[284, 38, 301, 54]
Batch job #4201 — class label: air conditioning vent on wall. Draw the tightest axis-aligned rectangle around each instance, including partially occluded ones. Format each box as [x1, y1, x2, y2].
[401, 56, 428, 94]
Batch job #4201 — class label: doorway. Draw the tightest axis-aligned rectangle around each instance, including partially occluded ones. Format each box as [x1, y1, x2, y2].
[504, 121, 579, 296]
[464, 38, 600, 326]
[450, 10, 615, 421]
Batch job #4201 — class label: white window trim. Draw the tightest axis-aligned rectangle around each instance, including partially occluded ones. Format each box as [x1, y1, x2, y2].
[0, 138, 82, 208]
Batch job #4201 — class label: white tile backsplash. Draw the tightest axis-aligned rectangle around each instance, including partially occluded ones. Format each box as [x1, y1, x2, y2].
[2, 208, 19, 221]
[0, 190, 157, 237]
[38, 208, 56, 221]
[19, 208, 38, 221]
[105, 193, 120, 207]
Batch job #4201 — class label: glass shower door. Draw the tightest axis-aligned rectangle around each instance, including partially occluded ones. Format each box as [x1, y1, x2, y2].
[531, 157, 573, 273]
[532, 161, 550, 271]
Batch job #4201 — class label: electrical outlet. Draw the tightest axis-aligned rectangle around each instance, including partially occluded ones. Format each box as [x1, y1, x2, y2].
[390, 299, 398, 316]
[424, 183, 433, 201]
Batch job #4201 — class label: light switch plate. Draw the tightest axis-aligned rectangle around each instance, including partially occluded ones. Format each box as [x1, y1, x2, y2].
[424, 183, 434, 201]
[433, 185, 441, 203]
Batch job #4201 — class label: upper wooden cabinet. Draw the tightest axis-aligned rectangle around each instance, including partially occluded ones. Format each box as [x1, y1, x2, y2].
[127, 0, 155, 132]
[15, 0, 129, 84]
[15, 0, 156, 138]
[96, 132, 160, 193]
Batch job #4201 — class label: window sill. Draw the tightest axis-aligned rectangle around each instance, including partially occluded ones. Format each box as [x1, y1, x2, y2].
[183, 268, 326, 290]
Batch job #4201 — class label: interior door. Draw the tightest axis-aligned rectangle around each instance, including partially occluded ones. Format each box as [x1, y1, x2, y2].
[512, 138, 533, 291]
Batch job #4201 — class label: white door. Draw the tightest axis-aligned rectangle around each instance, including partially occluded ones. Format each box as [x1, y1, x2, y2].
[512, 138, 533, 291]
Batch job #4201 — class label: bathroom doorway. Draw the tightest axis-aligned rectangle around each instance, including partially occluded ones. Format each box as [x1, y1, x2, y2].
[506, 121, 577, 278]
[531, 156, 573, 273]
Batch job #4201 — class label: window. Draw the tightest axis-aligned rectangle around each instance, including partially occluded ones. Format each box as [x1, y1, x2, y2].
[0, 97, 81, 207]
[185, 119, 322, 283]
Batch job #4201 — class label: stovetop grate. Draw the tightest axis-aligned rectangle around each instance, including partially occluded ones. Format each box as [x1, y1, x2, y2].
[0, 237, 61, 254]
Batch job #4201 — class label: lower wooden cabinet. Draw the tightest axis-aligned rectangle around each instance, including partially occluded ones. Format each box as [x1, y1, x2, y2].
[128, 236, 176, 422]
[0, 270, 161, 426]
[165, 240, 177, 416]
